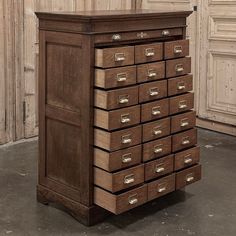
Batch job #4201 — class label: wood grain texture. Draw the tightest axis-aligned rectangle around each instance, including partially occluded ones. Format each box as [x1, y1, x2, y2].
[94, 145, 142, 172]
[94, 164, 144, 192]
[145, 154, 174, 181]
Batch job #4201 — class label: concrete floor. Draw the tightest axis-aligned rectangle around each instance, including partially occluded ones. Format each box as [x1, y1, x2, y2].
[0, 128, 236, 236]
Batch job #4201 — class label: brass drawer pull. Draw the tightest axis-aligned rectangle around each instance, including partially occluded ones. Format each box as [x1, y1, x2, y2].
[153, 128, 162, 136]
[186, 174, 194, 182]
[148, 69, 157, 78]
[121, 114, 131, 124]
[156, 166, 165, 173]
[121, 134, 132, 144]
[184, 157, 193, 164]
[154, 145, 163, 154]
[145, 48, 155, 57]
[115, 52, 125, 62]
[158, 186, 167, 193]
[112, 34, 121, 41]
[162, 30, 170, 36]
[137, 31, 148, 38]
[116, 73, 127, 82]
[177, 81, 186, 90]
[118, 95, 129, 104]
[174, 45, 183, 54]
[128, 194, 138, 205]
[180, 118, 189, 127]
[175, 64, 184, 72]
[122, 153, 132, 163]
[124, 174, 135, 184]
[182, 137, 190, 145]
[149, 87, 159, 97]
[152, 106, 161, 116]
[179, 100, 187, 109]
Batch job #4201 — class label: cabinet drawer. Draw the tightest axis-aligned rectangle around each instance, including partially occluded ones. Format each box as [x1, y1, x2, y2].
[94, 185, 147, 215]
[94, 126, 142, 152]
[174, 146, 200, 171]
[95, 65, 136, 89]
[147, 174, 175, 201]
[94, 86, 139, 110]
[169, 93, 194, 115]
[176, 164, 201, 189]
[141, 98, 169, 123]
[94, 145, 142, 172]
[139, 80, 167, 103]
[171, 111, 196, 134]
[168, 74, 193, 96]
[166, 57, 191, 78]
[94, 164, 144, 193]
[95, 46, 134, 68]
[172, 128, 197, 152]
[143, 136, 172, 162]
[137, 61, 165, 83]
[145, 154, 174, 181]
[135, 42, 163, 64]
[142, 117, 170, 142]
[164, 39, 189, 60]
[94, 105, 140, 131]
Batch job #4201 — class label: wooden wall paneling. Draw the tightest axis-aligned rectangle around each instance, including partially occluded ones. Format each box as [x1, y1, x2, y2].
[92, 0, 132, 10]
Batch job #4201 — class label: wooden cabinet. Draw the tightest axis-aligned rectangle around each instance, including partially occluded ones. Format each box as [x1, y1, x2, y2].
[36, 9, 201, 226]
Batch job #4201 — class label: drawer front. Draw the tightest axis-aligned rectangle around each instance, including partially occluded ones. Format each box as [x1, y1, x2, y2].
[141, 98, 169, 123]
[94, 164, 144, 193]
[135, 42, 163, 64]
[139, 80, 167, 103]
[147, 174, 175, 201]
[94, 125, 142, 152]
[94, 105, 140, 131]
[168, 74, 193, 96]
[143, 136, 172, 162]
[94, 86, 139, 110]
[176, 164, 201, 189]
[174, 146, 200, 171]
[95, 66, 136, 89]
[94, 28, 183, 44]
[145, 154, 174, 181]
[137, 61, 165, 83]
[94, 145, 142, 172]
[164, 39, 189, 60]
[94, 185, 147, 215]
[169, 93, 194, 115]
[171, 111, 196, 134]
[142, 117, 170, 142]
[95, 46, 134, 68]
[172, 128, 197, 152]
[166, 57, 191, 78]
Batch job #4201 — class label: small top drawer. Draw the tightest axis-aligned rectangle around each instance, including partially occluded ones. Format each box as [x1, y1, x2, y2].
[164, 39, 189, 60]
[166, 57, 191, 78]
[95, 66, 137, 89]
[95, 46, 134, 68]
[135, 42, 163, 64]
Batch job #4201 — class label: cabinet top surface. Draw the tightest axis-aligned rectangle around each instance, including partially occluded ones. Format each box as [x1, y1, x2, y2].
[36, 9, 192, 21]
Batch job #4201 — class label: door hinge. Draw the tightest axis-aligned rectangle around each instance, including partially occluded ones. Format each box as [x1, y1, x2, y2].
[23, 101, 26, 124]
[193, 5, 197, 11]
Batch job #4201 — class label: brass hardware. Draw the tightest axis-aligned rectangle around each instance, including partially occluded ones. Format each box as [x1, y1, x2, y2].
[128, 194, 138, 205]
[121, 134, 132, 144]
[153, 127, 162, 136]
[158, 186, 166, 193]
[174, 45, 183, 54]
[162, 30, 170, 36]
[175, 64, 184, 72]
[182, 137, 190, 145]
[177, 81, 186, 90]
[148, 69, 157, 78]
[156, 165, 165, 173]
[179, 100, 187, 109]
[145, 48, 155, 57]
[180, 118, 189, 127]
[116, 73, 127, 82]
[122, 153, 132, 163]
[152, 106, 161, 116]
[118, 95, 129, 104]
[124, 174, 135, 184]
[184, 157, 193, 164]
[137, 32, 148, 38]
[112, 34, 121, 41]
[154, 145, 163, 154]
[121, 114, 131, 124]
[149, 87, 159, 97]
[115, 53, 125, 62]
[186, 174, 194, 182]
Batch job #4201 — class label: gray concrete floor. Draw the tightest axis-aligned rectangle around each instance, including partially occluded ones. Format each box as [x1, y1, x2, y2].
[0, 128, 236, 236]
